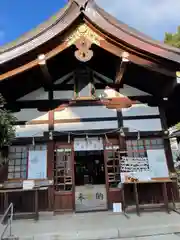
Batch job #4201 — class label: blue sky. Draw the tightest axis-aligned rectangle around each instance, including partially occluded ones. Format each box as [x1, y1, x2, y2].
[0, 0, 180, 46]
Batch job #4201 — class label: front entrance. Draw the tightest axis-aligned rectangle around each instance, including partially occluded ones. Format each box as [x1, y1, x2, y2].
[74, 138, 107, 212]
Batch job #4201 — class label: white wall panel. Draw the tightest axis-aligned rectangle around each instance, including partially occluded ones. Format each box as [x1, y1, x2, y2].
[54, 106, 117, 120]
[78, 83, 91, 97]
[123, 119, 162, 131]
[53, 90, 74, 99]
[96, 88, 120, 98]
[13, 109, 48, 122]
[96, 86, 151, 99]
[15, 124, 48, 138]
[54, 121, 118, 132]
[17, 88, 48, 101]
[122, 104, 159, 116]
[120, 84, 151, 96]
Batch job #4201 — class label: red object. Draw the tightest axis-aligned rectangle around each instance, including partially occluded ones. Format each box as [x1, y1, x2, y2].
[101, 97, 133, 109]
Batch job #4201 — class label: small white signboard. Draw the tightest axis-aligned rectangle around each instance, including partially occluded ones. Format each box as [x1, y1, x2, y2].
[74, 137, 103, 151]
[23, 180, 35, 190]
[113, 203, 122, 213]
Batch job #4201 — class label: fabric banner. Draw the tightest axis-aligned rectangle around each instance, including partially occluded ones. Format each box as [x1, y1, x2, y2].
[28, 150, 47, 179]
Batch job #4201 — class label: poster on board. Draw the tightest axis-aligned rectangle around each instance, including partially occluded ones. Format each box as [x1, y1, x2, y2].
[147, 149, 169, 179]
[120, 156, 152, 182]
[28, 150, 47, 179]
[120, 149, 169, 183]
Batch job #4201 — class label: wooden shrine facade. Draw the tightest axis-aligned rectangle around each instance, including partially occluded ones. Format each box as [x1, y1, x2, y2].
[0, 0, 180, 215]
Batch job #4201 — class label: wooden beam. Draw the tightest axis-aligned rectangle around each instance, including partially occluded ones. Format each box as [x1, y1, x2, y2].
[5, 95, 164, 112]
[99, 39, 176, 78]
[52, 74, 74, 90]
[0, 42, 67, 82]
[52, 84, 74, 91]
[93, 72, 110, 85]
[5, 99, 70, 110]
[161, 78, 177, 97]
[38, 54, 52, 89]
[94, 83, 120, 89]
[115, 60, 128, 84]
[115, 52, 129, 84]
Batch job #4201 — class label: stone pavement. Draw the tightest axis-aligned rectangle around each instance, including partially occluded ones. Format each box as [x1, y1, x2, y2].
[1, 211, 180, 239]
[112, 235, 180, 240]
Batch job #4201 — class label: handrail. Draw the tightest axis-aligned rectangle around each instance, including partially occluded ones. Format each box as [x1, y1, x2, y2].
[0, 203, 14, 239]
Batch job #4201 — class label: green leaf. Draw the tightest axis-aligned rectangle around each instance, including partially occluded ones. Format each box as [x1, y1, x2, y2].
[0, 94, 17, 149]
[164, 26, 180, 48]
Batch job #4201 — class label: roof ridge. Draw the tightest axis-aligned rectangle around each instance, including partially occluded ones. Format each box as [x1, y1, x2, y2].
[93, 2, 180, 56]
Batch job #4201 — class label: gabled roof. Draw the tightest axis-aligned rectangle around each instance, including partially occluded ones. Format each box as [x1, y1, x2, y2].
[1, 0, 180, 64]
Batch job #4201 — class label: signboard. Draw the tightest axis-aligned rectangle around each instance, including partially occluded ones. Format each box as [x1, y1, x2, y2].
[147, 149, 169, 179]
[113, 203, 122, 213]
[105, 145, 119, 150]
[74, 137, 103, 151]
[120, 149, 169, 183]
[75, 184, 107, 212]
[23, 180, 35, 190]
[28, 150, 47, 179]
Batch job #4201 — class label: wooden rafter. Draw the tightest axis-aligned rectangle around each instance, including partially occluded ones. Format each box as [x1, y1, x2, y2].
[39, 63, 53, 89]
[115, 60, 128, 85]
[99, 39, 176, 78]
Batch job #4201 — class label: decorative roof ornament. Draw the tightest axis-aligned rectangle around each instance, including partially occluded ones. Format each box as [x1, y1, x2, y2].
[66, 23, 104, 47]
[66, 23, 103, 62]
[74, 37, 93, 62]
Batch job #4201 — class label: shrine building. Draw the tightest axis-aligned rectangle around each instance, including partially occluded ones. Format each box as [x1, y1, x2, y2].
[0, 0, 180, 215]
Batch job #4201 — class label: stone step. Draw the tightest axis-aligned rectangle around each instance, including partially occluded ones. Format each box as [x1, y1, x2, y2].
[9, 224, 180, 240]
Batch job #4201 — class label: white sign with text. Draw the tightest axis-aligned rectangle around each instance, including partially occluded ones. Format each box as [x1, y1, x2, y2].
[28, 150, 47, 179]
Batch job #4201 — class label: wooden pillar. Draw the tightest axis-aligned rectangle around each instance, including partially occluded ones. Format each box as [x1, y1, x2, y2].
[162, 182, 170, 213]
[34, 189, 39, 220]
[134, 183, 140, 216]
[47, 85, 54, 211]
[4, 192, 8, 210]
[47, 141, 54, 211]
[159, 107, 175, 172]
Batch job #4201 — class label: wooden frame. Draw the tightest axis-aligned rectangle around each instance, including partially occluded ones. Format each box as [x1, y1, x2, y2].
[103, 138, 122, 209]
[122, 181, 173, 216]
[53, 142, 75, 213]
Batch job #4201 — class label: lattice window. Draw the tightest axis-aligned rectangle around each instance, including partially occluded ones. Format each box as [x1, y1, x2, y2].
[126, 140, 145, 158]
[53, 147, 73, 191]
[8, 145, 47, 180]
[8, 146, 28, 179]
[126, 138, 164, 157]
[145, 138, 164, 149]
[106, 146, 121, 188]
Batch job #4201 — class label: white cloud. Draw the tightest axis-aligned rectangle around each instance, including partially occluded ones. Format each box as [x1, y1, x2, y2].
[96, 0, 180, 40]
